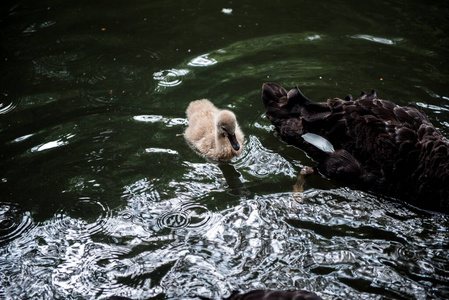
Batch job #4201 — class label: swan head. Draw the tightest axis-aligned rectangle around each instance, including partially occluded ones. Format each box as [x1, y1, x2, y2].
[215, 110, 240, 151]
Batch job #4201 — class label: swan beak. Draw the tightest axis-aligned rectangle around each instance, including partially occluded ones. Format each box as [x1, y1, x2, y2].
[228, 134, 240, 151]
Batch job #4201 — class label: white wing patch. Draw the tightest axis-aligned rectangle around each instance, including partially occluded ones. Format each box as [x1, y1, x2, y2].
[302, 133, 335, 153]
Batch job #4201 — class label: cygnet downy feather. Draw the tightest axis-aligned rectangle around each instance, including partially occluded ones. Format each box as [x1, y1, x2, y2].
[184, 99, 244, 160]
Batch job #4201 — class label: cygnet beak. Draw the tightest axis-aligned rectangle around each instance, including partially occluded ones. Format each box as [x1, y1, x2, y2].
[227, 134, 240, 151]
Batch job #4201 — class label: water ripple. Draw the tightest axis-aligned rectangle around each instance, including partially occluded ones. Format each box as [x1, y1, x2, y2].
[158, 210, 190, 229]
[187, 54, 218, 67]
[158, 203, 211, 230]
[33, 34, 105, 70]
[175, 162, 226, 197]
[52, 242, 139, 298]
[54, 199, 112, 240]
[133, 114, 187, 127]
[350, 34, 404, 45]
[0, 90, 21, 114]
[32, 38, 160, 92]
[30, 133, 76, 152]
[97, 45, 160, 87]
[235, 135, 297, 178]
[0, 202, 34, 246]
[153, 68, 190, 91]
[150, 32, 324, 92]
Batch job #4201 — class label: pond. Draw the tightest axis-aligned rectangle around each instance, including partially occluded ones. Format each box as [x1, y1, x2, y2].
[0, 0, 448, 299]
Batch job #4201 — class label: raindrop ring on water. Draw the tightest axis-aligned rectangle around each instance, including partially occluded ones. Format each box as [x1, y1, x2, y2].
[0, 91, 20, 114]
[182, 203, 210, 228]
[0, 203, 33, 246]
[158, 211, 190, 229]
[54, 199, 112, 238]
[157, 203, 210, 230]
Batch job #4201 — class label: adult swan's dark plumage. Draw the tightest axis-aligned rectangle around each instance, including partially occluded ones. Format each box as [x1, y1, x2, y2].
[262, 82, 449, 213]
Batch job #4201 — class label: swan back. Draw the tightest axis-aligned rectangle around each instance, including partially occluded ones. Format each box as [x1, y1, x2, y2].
[262, 82, 449, 213]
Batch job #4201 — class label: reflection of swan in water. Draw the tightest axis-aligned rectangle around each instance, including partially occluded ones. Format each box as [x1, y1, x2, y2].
[217, 162, 248, 196]
[184, 99, 244, 161]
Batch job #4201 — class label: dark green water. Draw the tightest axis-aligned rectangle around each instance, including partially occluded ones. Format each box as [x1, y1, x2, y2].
[1, 1, 449, 299]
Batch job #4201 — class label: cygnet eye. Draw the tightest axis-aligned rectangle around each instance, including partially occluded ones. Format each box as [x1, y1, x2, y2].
[221, 126, 228, 133]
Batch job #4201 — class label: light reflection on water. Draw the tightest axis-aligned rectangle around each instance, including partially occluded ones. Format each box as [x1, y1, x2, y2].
[349, 34, 404, 45]
[1, 1, 449, 299]
[235, 135, 297, 179]
[1, 132, 448, 299]
[30, 133, 76, 152]
[187, 54, 218, 67]
[0, 91, 21, 115]
[153, 68, 190, 90]
[0, 203, 34, 246]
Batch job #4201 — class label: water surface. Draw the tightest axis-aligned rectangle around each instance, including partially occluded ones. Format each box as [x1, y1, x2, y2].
[1, 1, 449, 299]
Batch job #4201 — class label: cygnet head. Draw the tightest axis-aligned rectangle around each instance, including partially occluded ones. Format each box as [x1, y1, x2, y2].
[215, 110, 240, 151]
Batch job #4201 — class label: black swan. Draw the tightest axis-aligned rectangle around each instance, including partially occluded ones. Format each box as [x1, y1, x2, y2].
[262, 82, 449, 213]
